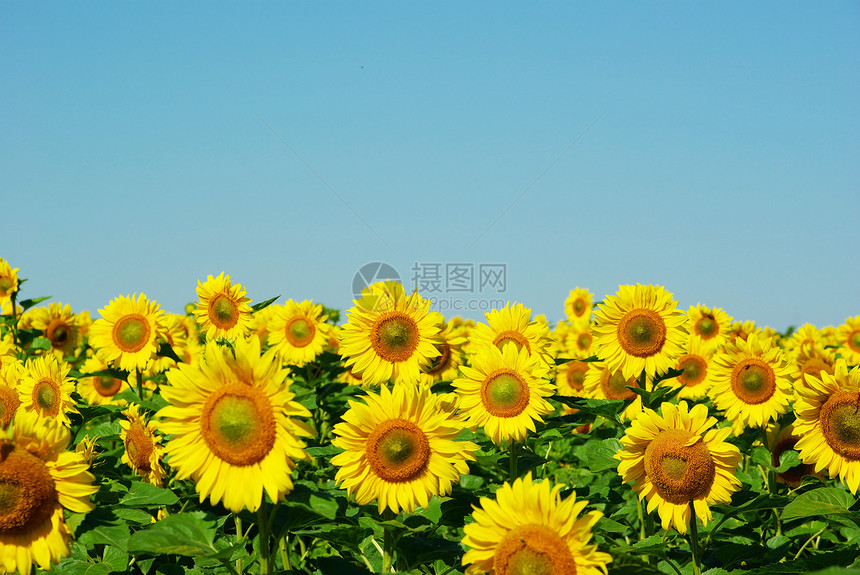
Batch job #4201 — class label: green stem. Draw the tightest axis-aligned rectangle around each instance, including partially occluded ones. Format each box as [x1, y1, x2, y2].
[689, 501, 702, 575]
[278, 532, 291, 571]
[233, 514, 243, 575]
[258, 504, 272, 575]
[382, 509, 395, 573]
[636, 496, 646, 541]
[509, 441, 520, 482]
[9, 293, 18, 348]
[639, 370, 648, 397]
[136, 368, 144, 399]
[794, 526, 826, 559]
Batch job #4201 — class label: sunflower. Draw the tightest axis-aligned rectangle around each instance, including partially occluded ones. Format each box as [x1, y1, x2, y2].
[592, 284, 688, 382]
[784, 323, 824, 358]
[563, 320, 595, 359]
[555, 359, 591, 398]
[147, 313, 191, 375]
[193, 272, 254, 341]
[0, 258, 19, 304]
[77, 356, 130, 406]
[616, 401, 742, 534]
[90, 293, 165, 372]
[18, 355, 77, 427]
[564, 287, 594, 323]
[157, 336, 313, 513]
[663, 336, 716, 400]
[472, 303, 553, 366]
[461, 472, 611, 575]
[0, 363, 22, 429]
[338, 281, 444, 386]
[453, 343, 554, 445]
[120, 404, 166, 486]
[582, 361, 642, 422]
[792, 346, 836, 393]
[835, 316, 860, 365]
[766, 423, 819, 488]
[709, 332, 793, 433]
[331, 383, 478, 514]
[727, 320, 758, 345]
[28, 303, 79, 360]
[0, 409, 98, 575]
[793, 360, 860, 493]
[0, 339, 19, 374]
[686, 304, 733, 351]
[267, 300, 330, 367]
[418, 319, 468, 386]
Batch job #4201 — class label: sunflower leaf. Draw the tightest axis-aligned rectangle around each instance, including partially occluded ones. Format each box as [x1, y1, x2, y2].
[251, 296, 279, 313]
[126, 512, 218, 556]
[50, 560, 113, 575]
[555, 355, 599, 366]
[156, 341, 182, 363]
[18, 295, 52, 310]
[781, 487, 856, 521]
[120, 482, 180, 507]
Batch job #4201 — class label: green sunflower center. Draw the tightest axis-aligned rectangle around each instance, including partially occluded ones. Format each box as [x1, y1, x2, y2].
[0, 447, 58, 536]
[285, 317, 315, 348]
[96, 376, 123, 397]
[113, 314, 150, 353]
[0, 277, 12, 295]
[617, 308, 667, 358]
[678, 354, 708, 388]
[494, 524, 578, 575]
[820, 391, 860, 461]
[482, 370, 530, 417]
[371, 312, 420, 363]
[730, 359, 776, 405]
[644, 429, 716, 505]
[576, 332, 592, 351]
[565, 363, 588, 392]
[696, 316, 717, 338]
[210, 295, 239, 329]
[366, 419, 430, 483]
[34, 379, 60, 415]
[849, 331, 860, 353]
[572, 298, 586, 316]
[201, 383, 277, 466]
[602, 369, 637, 400]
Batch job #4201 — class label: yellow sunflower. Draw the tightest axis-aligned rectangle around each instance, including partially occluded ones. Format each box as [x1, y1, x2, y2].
[563, 319, 595, 359]
[77, 356, 130, 406]
[338, 281, 444, 386]
[686, 304, 733, 351]
[663, 336, 716, 401]
[331, 383, 478, 514]
[147, 313, 190, 375]
[120, 404, 166, 486]
[766, 423, 820, 489]
[592, 284, 688, 382]
[453, 343, 554, 445]
[472, 302, 553, 366]
[616, 401, 742, 534]
[193, 272, 254, 341]
[0, 258, 19, 304]
[709, 332, 793, 433]
[793, 360, 860, 493]
[784, 323, 825, 358]
[28, 303, 79, 360]
[0, 339, 19, 374]
[564, 287, 594, 323]
[0, 409, 98, 575]
[267, 300, 330, 367]
[792, 346, 836, 393]
[90, 293, 165, 372]
[0, 363, 22, 429]
[417, 319, 468, 386]
[835, 316, 860, 365]
[555, 359, 591, 398]
[461, 472, 611, 575]
[582, 362, 642, 422]
[727, 320, 758, 345]
[157, 336, 313, 513]
[18, 355, 77, 427]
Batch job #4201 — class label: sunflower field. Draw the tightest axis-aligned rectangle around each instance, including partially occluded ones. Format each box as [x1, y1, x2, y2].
[2, 256, 860, 575]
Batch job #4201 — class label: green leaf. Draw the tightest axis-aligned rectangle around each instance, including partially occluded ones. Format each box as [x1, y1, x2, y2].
[126, 512, 218, 556]
[306, 445, 345, 457]
[29, 336, 52, 350]
[19, 296, 52, 311]
[77, 522, 131, 552]
[774, 449, 802, 473]
[583, 439, 621, 472]
[555, 355, 599, 366]
[782, 487, 856, 521]
[120, 482, 180, 507]
[50, 560, 112, 575]
[459, 475, 484, 490]
[80, 368, 131, 383]
[309, 494, 339, 520]
[156, 341, 182, 363]
[251, 296, 279, 313]
[102, 546, 129, 572]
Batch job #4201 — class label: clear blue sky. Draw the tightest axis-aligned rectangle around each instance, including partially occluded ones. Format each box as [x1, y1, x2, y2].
[2, 2, 858, 331]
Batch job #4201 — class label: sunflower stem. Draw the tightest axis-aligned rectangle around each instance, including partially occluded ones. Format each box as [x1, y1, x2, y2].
[689, 500, 702, 575]
[9, 292, 18, 348]
[638, 370, 649, 402]
[257, 503, 272, 575]
[136, 368, 143, 399]
[278, 531, 291, 571]
[233, 514, 243, 575]
[509, 441, 520, 482]
[382, 508, 396, 573]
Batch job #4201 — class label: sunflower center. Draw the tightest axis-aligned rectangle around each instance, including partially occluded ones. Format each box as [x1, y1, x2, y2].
[125, 422, 154, 472]
[113, 314, 151, 353]
[481, 370, 530, 417]
[601, 369, 637, 400]
[371, 312, 420, 363]
[0, 388, 20, 429]
[677, 354, 708, 388]
[644, 429, 716, 504]
[201, 383, 277, 466]
[366, 419, 430, 483]
[209, 294, 239, 330]
[849, 331, 860, 353]
[285, 317, 315, 348]
[47, 319, 72, 348]
[617, 308, 667, 358]
[799, 357, 833, 385]
[494, 524, 578, 575]
[425, 341, 452, 375]
[493, 331, 532, 354]
[96, 376, 123, 397]
[34, 379, 60, 416]
[0, 446, 58, 536]
[572, 298, 586, 317]
[575, 332, 592, 351]
[0, 277, 12, 295]
[820, 391, 860, 461]
[565, 363, 588, 392]
[695, 316, 717, 339]
[730, 359, 776, 405]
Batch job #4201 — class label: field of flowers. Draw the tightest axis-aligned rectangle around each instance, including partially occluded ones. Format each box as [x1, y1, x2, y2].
[1, 255, 860, 575]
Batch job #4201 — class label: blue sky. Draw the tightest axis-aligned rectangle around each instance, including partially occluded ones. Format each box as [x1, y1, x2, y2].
[2, 2, 858, 331]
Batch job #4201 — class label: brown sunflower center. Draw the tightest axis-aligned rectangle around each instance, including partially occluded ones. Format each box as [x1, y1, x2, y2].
[0, 387, 20, 428]
[0, 277, 12, 295]
[564, 363, 589, 393]
[695, 316, 717, 339]
[96, 376, 123, 397]
[33, 378, 60, 416]
[366, 419, 430, 482]
[209, 295, 239, 330]
[493, 330, 532, 354]
[200, 383, 277, 466]
[0, 446, 58, 536]
[820, 391, 860, 461]
[125, 421, 154, 472]
[425, 341, 452, 375]
[285, 317, 315, 348]
[46, 319, 73, 348]
[730, 358, 776, 405]
[617, 308, 667, 358]
[371, 312, 420, 363]
[575, 332, 592, 352]
[644, 429, 716, 504]
[494, 524, 578, 575]
[572, 298, 587, 317]
[601, 369, 637, 400]
[113, 314, 151, 353]
[799, 357, 833, 385]
[848, 330, 860, 353]
[482, 370, 530, 417]
[677, 354, 708, 388]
